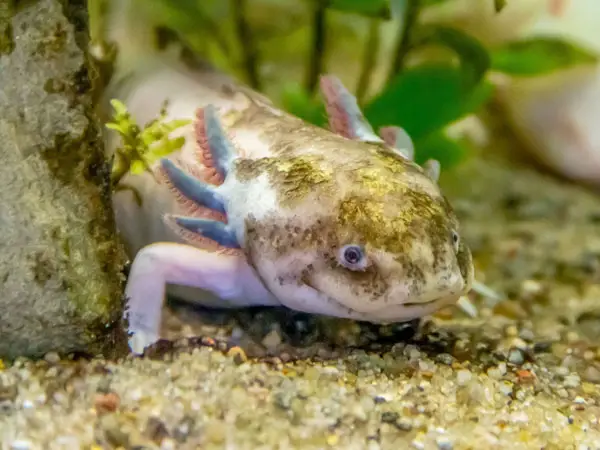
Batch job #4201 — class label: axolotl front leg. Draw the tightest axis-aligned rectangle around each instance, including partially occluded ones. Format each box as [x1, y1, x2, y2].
[124, 106, 279, 354]
[125, 242, 277, 354]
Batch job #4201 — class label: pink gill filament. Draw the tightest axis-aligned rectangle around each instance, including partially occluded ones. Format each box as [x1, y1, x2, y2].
[155, 106, 242, 256]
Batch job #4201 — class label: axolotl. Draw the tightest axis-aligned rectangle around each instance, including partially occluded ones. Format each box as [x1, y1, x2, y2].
[104, 49, 474, 355]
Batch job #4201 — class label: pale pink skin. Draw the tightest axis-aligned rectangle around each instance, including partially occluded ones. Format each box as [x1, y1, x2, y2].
[497, 66, 600, 189]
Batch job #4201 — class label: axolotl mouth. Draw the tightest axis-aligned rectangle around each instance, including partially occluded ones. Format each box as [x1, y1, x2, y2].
[291, 280, 463, 324]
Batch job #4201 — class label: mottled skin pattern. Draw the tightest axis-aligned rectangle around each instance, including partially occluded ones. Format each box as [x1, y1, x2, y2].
[107, 59, 474, 354]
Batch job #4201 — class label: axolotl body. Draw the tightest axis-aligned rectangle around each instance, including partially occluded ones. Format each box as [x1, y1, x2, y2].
[108, 68, 474, 355]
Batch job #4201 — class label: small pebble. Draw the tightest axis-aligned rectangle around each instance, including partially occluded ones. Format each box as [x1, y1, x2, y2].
[520, 279, 543, 298]
[508, 348, 525, 365]
[505, 325, 518, 337]
[396, 419, 413, 432]
[564, 374, 581, 389]
[557, 388, 569, 398]
[227, 346, 248, 365]
[11, 441, 32, 450]
[43, 352, 60, 364]
[499, 381, 514, 396]
[412, 433, 426, 449]
[373, 395, 387, 404]
[173, 416, 196, 442]
[160, 438, 177, 450]
[100, 415, 130, 448]
[494, 301, 527, 320]
[435, 353, 454, 366]
[518, 329, 535, 342]
[367, 441, 381, 450]
[566, 332, 580, 344]
[261, 330, 282, 348]
[510, 411, 529, 423]
[436, 435, 454, 450]
[145, 417, 170, 444]
[516, 370, 535, 383]
[456, 369, 472, 386]
[583, 365, 600, 383]
[326, 434, 339, 446]
[487, 366, 503, 379]
[94, 392, 120, 414]
[381, 411, 399, 423]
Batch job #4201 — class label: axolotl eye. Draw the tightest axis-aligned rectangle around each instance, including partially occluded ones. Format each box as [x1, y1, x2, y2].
[451, 230, 460, 252]
[338, 244, 369, 271]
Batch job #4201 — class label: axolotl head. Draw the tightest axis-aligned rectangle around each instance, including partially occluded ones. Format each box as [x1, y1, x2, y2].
[234, 77, 473, 323]
[239, 141, 473, 324]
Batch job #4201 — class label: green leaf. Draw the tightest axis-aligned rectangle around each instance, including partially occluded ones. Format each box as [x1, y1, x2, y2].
[325, 0, 392, 20]
[490, 36, 598, 76]
[416, 25, 491, 91]
[364, 64, 494, 141]
[494, 0, 507, 12]
[413, 131, 471, 169]
[134, 0, 204, 32]
[421, 0, 454, 6]
[280, 83, 327, 127]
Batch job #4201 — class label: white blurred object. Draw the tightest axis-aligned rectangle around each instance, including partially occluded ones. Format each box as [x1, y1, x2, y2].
[496, 0, 600, 188]
[425, 0, 600, 188]
[497, 65, 600, 188]
[421, 0, 550, 45]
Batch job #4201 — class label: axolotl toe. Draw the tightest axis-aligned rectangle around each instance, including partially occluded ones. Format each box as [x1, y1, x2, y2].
[113, 74, 474, 354]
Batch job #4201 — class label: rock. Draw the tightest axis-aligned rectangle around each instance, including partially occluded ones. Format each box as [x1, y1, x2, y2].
[0, 0, 127, 359]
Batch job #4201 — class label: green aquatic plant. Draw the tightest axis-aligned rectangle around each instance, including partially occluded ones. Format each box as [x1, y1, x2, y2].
[97, 0, 599, 169]
[106, 99, 191, 186]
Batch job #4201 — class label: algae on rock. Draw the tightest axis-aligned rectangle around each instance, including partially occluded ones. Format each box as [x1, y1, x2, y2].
[0, 0, 128, 359]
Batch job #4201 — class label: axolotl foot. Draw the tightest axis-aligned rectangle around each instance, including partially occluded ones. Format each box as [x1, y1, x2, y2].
[123, 242, 279, 354]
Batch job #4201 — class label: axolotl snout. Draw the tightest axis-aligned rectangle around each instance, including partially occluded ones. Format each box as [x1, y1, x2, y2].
[114, 74, 474, 354]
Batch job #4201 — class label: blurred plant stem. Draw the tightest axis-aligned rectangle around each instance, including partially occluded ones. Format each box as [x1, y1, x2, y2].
[494, 0, 507, 12]
[231, 0, 261, 90]
[356, 19, 381, 105]
[87, 0, 104, 47]
[387, 0, 421, 83]
[305, 0, 328, 94]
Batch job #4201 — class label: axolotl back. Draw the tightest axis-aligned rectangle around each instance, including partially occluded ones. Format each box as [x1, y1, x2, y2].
[114, 72, 474, 354]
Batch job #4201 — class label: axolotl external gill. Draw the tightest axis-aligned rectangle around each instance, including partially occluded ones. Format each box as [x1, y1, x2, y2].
[113, 75, 475, 355]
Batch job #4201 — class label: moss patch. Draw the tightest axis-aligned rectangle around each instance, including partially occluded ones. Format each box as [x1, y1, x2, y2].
[0, 0, 15, 55]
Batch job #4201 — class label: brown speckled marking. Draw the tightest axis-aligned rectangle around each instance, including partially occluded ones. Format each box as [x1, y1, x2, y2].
[456, 239, 473, 284]
[236, 155, 332, 207]
[220, 83, 236, 97]
[335, 190, 454, 257]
